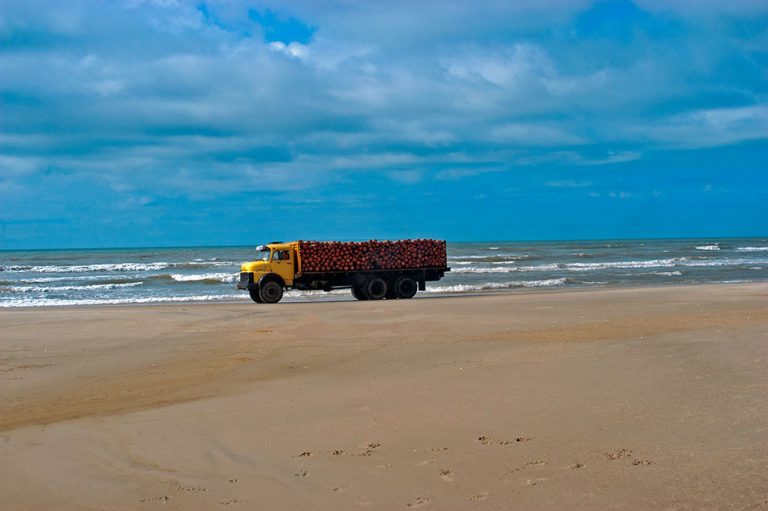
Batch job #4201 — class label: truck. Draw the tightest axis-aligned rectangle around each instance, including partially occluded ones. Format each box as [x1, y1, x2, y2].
[236, 239, 450, 303]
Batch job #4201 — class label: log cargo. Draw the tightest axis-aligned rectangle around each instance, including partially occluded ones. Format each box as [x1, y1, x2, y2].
[298, 239, 446, 273]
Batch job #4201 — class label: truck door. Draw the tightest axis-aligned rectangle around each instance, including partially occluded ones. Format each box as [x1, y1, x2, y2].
[271, 249, 294, 286]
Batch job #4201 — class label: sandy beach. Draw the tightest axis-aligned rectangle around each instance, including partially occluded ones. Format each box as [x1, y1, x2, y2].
[1, 283, 767, 510]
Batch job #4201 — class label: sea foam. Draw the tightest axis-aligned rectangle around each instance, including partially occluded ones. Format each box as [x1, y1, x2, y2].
[0, 293, 248, 308]
[425, 278, 569, 293]
[451, 258, 684, 273]
[0, 261, 236, 273]
[170, 273, 238, 283]
[4, 282, 144, 293]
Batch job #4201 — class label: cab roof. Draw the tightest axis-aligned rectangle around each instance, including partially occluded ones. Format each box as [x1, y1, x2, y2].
[258, 241, 297, 251]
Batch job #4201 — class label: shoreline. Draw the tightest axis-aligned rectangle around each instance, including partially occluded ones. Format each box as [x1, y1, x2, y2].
[2, 279, 767, 311]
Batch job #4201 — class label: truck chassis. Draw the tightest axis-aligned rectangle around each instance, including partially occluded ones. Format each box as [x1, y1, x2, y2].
[238, 267, 448, 303]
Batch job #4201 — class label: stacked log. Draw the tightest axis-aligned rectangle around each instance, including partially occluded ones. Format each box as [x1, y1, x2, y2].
[298, 239, 446, 273]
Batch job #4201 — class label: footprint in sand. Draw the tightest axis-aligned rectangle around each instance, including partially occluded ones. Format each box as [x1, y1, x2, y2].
[406, 496, 430, 508]
[570, 463, 585, 469]
[499, 437, 531, 444]
[632, 459, 652, 466]
[469, 492, 488, 502]
[478, 435, 531, 446]
[175, 485, 207, 493]
[499, 461, 547, 480]
[359, 443, 381, 457]
[294, 470, 308, 477]
[439, 470, 455, 482]
[604, 449, 632, 460]
[220, 498, 246, 505]
[416, 459, 435, 467]
[138, 496, 170, 504]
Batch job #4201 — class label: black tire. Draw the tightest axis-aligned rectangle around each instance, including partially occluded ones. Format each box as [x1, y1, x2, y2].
[249, 287, 264, 303]
[394, 276, 418, 299]
[259, 280, 284, 304]
[365, 277, 387, 300]
[351, 285, 368, 300]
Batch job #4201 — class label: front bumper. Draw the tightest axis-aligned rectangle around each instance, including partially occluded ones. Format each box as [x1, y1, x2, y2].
[236, 272, 253, 290]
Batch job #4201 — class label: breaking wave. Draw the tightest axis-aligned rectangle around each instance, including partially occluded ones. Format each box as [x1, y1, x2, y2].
[168, 273, 238, 283]
[451, 258, 684, 273]
[0, 275, 138, 285]
[425, 278, 570, 293]
[2, 282, 144, 293]
[695, 244, 720, 251]
[449, 254, 530, 263]
[0, 261, 237, 273]
[0, 294, 248, 308]
[450, 257, 767, 274]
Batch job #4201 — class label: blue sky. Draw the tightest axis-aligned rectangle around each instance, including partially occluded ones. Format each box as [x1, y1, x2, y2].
[0, 0, 766, 249]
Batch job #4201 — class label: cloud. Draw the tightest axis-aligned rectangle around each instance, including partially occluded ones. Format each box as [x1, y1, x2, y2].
[0, 0, 765, 211]
[628, 105, 768, 148]
[268, 41, 309, 59]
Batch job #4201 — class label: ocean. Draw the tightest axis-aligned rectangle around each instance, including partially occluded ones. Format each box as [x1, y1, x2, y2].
[1, 238, 767, 307]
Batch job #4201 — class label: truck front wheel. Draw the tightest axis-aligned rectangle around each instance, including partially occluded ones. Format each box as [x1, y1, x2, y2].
[259, 281, 284, 303]
[365, 278, 388, 300]
[249, 287, 264, 303]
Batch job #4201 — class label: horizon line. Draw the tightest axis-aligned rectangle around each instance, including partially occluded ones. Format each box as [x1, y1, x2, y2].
[1, 234, 766, 252]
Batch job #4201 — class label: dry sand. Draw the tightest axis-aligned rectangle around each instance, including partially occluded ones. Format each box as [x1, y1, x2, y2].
[1, 283, 767, 510]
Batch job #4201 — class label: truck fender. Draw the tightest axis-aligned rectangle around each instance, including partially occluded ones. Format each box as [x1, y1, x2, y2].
[258, 273, 285, 289]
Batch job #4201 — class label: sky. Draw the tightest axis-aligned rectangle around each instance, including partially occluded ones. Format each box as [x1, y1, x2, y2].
[0, 0, 766, 249]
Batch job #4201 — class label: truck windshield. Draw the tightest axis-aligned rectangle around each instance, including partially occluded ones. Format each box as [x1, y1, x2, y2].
[257, 250, 271, 261]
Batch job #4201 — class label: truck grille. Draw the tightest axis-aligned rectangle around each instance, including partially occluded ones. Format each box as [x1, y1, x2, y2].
[240, 272, 251, 283]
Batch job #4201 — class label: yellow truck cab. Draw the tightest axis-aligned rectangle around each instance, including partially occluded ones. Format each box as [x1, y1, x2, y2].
[237, 242, 298, 303]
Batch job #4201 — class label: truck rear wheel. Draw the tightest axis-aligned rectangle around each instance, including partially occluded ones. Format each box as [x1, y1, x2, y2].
[259, 281, 284, 303]
[394, 276, 418, 299]
[365, 278, 387, 300]
[352, 285, 368, 300]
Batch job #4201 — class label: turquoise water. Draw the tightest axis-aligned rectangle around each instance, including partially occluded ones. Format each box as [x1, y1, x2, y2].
[1, 238, 767, 307]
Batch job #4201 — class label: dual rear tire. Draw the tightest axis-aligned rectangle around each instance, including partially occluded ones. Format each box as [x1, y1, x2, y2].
[351, 276, 418, 301]
[365, 278, 388, 300]
[393, 276, 418, 299]
[351, 285, 368, 300]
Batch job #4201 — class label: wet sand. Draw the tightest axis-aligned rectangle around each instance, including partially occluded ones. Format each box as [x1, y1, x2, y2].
[1, 283, 767, 510]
